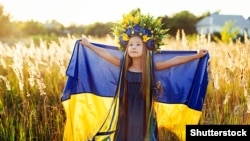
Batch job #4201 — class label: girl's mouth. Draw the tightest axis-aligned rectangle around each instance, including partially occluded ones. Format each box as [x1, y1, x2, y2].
[130, 51, 137, 53]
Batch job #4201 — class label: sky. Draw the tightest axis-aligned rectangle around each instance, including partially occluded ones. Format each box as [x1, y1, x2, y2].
[0, 0, 249, 26]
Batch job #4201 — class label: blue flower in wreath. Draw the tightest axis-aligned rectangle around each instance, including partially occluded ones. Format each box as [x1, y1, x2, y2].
[125, 28, 132, 37]
[146, 39, 155, 49]
[133, 24, 142, 35]
[142, 28, 152, 36]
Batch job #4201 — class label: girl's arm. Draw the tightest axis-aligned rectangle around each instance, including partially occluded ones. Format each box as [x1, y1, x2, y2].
[80, 38, 120, 67]
[155, 49, 208, 71]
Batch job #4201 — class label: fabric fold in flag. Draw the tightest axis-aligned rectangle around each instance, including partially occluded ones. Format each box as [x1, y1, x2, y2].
[61, 40, 210, 141]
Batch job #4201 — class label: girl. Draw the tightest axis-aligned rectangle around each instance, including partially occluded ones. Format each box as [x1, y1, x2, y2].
[80, 9, 207, 141]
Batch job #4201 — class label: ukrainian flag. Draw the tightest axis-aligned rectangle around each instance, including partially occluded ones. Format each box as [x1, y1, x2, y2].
[61, 40, 210, 141]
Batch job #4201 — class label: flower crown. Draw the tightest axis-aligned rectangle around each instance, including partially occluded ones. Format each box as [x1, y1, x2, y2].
[112, 9, 169, 52]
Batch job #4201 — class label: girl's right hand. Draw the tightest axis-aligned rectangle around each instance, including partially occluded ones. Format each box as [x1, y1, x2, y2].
[197, 49, 208, 58]
[80, 38, 90, 47]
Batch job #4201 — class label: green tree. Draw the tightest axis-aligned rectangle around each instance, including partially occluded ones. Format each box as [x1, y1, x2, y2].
[161, 10, 201, 37]
[220, 20, 239, 43]
[65, 24, 85, 37]
[18, 20, 47, 36]
[0, 5, 13, 37]
[84, 22, 113, 37]
[166, 11, 197, 36]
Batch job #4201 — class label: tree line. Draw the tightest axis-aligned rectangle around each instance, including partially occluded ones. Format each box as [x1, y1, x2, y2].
[0, 4, 215, 44]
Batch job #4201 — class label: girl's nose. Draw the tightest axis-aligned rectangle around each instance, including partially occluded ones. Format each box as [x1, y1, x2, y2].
[131, 45, 137, 49]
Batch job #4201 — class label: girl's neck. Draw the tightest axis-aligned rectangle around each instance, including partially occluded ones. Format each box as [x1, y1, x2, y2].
[129, 58, 142, 72]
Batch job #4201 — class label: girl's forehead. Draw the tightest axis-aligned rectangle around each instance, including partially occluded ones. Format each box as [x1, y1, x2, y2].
[129, 36, 142, 42]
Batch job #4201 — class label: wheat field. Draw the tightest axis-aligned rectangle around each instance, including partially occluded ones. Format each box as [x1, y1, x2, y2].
[0, 32, 250, 140]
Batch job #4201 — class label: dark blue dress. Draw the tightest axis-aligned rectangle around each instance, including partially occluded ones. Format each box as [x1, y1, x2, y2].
[115, 71, 157, 141]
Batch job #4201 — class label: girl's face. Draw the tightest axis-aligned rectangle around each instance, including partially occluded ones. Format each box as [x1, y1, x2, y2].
[127, 36, 144, 58]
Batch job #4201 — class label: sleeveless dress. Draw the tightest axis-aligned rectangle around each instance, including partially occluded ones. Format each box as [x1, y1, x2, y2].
[115, 71, 157, 141]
